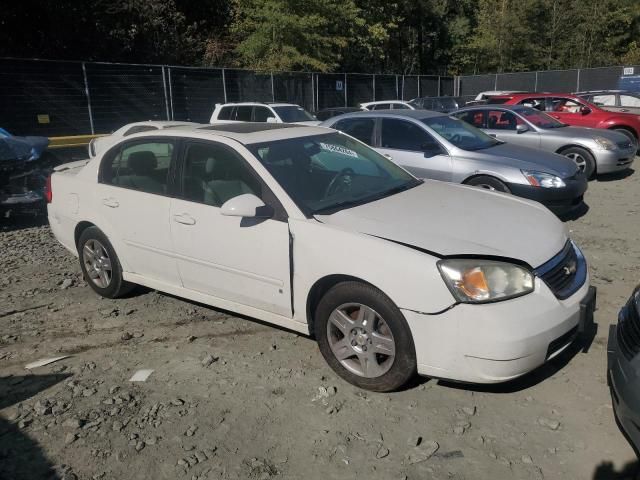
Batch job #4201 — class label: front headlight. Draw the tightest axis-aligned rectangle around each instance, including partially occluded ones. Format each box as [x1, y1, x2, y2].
[437, 259, 534, 303]
[594, 136, 616, 150]
[521, 170, 566, 188]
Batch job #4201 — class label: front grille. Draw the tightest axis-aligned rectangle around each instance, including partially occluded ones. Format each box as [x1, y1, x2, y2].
[618, 291, 640, 361]
[535, 242, 586, 300]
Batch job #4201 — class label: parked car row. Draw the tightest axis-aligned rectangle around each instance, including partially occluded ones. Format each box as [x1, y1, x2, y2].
[39, 89, 637, 452]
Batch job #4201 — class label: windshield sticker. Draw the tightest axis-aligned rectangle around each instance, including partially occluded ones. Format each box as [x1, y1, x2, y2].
[319, 142, 358, 158]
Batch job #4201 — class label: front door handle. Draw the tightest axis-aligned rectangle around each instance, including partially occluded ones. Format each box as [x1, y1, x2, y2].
[173, 213, 196, 225]
[551, 115, 561, 119]
[102, 198, 119, 208]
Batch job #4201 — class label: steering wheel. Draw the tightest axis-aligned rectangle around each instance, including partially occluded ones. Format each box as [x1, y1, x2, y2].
[324, 168, 355, 197]
[449, 133, 461, 143]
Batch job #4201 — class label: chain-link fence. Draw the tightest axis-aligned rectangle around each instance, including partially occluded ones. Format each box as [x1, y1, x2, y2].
[455, 65, 640, 104]
[0, 58, 454, 136]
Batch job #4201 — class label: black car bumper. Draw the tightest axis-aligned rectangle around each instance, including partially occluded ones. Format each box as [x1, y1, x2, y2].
[607, 321, 640, 456]
[507, 176, 588, 214]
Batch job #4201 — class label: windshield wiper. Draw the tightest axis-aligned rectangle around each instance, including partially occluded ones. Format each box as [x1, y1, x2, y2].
[313, 180, 422, 215]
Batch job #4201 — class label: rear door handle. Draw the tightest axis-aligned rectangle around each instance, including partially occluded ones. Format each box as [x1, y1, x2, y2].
[173, 213, 196, 225]
[102, 198, 119, 208]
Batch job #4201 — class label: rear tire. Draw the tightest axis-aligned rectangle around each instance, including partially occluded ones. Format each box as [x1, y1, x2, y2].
[314, 281, 417, 392]
[77, 226, 134, 299]
[561, 146, 596, 179]
[465, 175, 511, 193]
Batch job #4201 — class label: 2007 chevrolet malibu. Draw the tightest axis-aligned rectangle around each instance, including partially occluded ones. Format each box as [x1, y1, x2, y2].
[46, 123, 595, 391]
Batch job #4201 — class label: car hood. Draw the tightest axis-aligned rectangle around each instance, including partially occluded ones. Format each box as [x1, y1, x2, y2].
[315, 181, 567, 268]
[463, 142, 578, 178]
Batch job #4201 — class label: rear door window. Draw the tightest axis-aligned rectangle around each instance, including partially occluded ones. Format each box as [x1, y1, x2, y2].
[487, 110, 519, 130]
[620, 95, 640, 107]
[393, 103, 411, 110]
[217, 106, 234, 120]
[591, 94, 616, 106]
[332, 118, 375, 145]
[253, 106, 271, 122]
[102, 140, 174, 195]
[234, 106, 253, 121]
[455, 110, 485, 128]
[371, 103, 391, 110]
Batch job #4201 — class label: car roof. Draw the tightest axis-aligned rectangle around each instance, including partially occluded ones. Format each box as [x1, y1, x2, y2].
[126, 122, 332, 145]
[216, 102, 299, 107]
[457, 104, 532, 113]
[333, 109, 445, 120]
[575, 90, 626, 94]
[494, 92, 576, 100]
[361, 100, 409, 105]
[120, 120, 200, 128]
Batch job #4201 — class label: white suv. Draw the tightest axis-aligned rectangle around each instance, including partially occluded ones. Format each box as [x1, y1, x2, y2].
[210, 102, 320, 125]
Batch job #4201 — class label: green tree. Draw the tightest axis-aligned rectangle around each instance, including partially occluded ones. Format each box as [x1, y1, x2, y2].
[231, 0, 360, 72]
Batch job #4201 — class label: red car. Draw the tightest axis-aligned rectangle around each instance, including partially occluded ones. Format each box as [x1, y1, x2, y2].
[489, 93, 640, 146]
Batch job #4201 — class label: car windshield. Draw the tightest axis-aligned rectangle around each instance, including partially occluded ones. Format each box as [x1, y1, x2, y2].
[272, 106, 316, 123]
[421, 115, 500, 151]
[248, 132, 421, 215]
[515, 108, 566, 129]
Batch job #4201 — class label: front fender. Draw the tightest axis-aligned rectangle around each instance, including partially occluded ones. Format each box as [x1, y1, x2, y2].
[289, 219, 455, 324]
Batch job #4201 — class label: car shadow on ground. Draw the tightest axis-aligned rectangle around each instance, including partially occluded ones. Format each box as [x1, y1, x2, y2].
[436, 323, 598, 395]
[593, 460, 640, 480]
[596, 168, 635, 182]
[0, 373, 71, 480]
[0, 214, 48, 233]
[559, 201, 590, 221]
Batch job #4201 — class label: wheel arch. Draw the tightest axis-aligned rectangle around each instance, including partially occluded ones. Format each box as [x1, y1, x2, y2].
[462, 172, 508, 185]
[555, 143, 595, 157]
[74, 220, 97, 248]
[306, 274, 386, 338]
[608, 125, 638, 139]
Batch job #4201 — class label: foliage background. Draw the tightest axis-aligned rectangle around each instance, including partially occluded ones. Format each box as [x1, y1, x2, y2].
[1, 0, 639, 74]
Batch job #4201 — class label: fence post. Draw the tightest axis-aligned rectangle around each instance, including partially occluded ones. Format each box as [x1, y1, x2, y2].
[534, 71, 539, 92]
[316, 73, 320, 110]
[438, 76, 441, 96]
[271, 72, 275, 102]
[81, 62, 95, 134]
[395, 75, 399, 100]
[576, 69, 581, 92]
[401, 76, 405, 100]
[222, 68, 228, 103]
[344, 73, 347, 107]
[167, 67, 174, 120]
[494, 73, 498, 90]
[417, 76, 421, 98]
[372, 75, 376, 101]
[161, 66, 171, 121]
[311, 73, 315, 112]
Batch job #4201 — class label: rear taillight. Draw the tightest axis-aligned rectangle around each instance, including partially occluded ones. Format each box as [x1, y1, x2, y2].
[45, 174, 53, 203]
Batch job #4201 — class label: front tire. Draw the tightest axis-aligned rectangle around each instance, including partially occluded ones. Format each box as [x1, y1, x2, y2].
[77, 226, 134, 298]
[465, 175, 511, 193]
[561, 146, 596, 179]
[314, 281, 417, 392]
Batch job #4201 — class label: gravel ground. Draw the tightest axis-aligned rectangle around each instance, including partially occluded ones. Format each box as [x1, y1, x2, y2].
[1, 168, 639, 480]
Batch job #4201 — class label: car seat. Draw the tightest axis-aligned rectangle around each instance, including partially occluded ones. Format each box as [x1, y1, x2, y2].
[114, 151, 164, 194]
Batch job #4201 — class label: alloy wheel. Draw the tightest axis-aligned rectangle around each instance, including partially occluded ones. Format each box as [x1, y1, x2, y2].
[326, 303, 396, 378]
[565, 152, 587, 172]
[82, 239, 112, 288]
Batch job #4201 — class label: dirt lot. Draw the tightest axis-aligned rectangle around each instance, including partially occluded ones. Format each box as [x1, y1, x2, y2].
[1, 168, 639, 480]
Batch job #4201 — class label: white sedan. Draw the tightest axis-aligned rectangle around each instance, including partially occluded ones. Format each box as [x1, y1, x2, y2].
[47, 123, 594, 391]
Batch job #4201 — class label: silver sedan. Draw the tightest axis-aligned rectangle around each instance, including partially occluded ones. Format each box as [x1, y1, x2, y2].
[321, 110, 588, 215]
[452, 105, 636, 178]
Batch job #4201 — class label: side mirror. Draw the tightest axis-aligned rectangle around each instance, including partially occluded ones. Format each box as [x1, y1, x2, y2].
[516, 124, 529, 134]
[383, 153, 393, 161]
[580, 106, 591, 115]
[220, 194, 272, 218]
[421, 143, 442, 158]
[266, 116, 278, 123]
